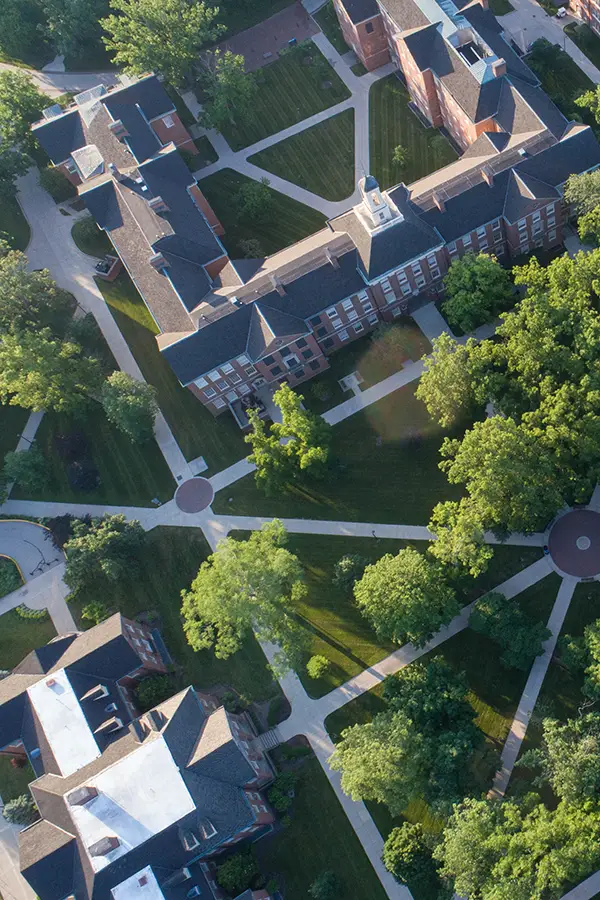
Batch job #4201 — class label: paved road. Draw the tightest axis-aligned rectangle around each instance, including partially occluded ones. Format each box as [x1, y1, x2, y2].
[0, 520, 62, 582]
[0, 62, 118, 99]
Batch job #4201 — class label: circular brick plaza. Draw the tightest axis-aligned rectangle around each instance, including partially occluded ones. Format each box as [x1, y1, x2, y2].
[548, 509, 600, 578]
[175, 477, 214, 513]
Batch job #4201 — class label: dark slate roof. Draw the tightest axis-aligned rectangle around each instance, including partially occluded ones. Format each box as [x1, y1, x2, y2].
[161, 250, 366, 384]
[495, 79, 544, 136]
[403, 24, 443, 71]
[50, 614, 142, 680]
[338, 0, 380, 21]
[0, 690, 31, 751]
[103, 75, 175, 123]
[20, 821, 77, 900]
[462, 4, 538, 86]
[81, 179, 122, 231]
[332, 185, 440, 279]
[518, 124, 600, 184]
[187, 707, 255, 786]
[161, 688, 207, 769]
[32, 110, 86, 165]
[14, 638, 79, 676]
[509, 76, 568, 139]
[246, 303, 309, 362]
[66, 670, 132, 752]
[502, 169, 559, 222]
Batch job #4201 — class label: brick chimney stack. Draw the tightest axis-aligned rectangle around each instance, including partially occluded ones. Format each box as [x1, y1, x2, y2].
[492, 58, 507, 78]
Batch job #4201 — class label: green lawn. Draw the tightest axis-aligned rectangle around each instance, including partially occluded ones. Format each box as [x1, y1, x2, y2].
[370, 75, 458, 190]
[0, 196, 30, 250]
[97, 272, 248, 472]
[0, 558, 22, 598]
[199, 168, 327, 258]
[564, 22, 600, 70]
[0, 610, 57, 671]
[301, 319, 430, 415]
[325, 570, 561, 836]
[217, 43, 351, 151]
[527, 43, 596, 128]
[257, 755, 388, 900]
[0, 403, 29, 458]
[71, 219, 112, 257]
[194, 136, 218, 166]
[351, 62, 368, 76]
[73, 526, 281, 702]
[214, 381, 462, 523]
[489, 0, 514, 13]
[12, 408, 175, 507]
[248, 109, 355, 201]
[0, 757, 35, 803]
[314, 1, 349, 55]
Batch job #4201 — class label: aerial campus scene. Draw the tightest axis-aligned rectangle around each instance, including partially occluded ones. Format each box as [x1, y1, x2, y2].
[4, 0, 600, 897]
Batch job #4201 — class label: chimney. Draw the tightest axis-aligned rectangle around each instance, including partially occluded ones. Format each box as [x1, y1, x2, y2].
[109, 119, 129, 140]
[325, 248, 340, 270]
[492, 58, 506, 78]
[269, 274, 286, 296]
[89, 836, 120, 858]
[148, 195, 169, 214]
[482, 166, 494, 186]
[149, 252, 169, 270]
[108, 162, 126, 182]
[432, 191, 445, 213]
[67, 786, 98, 807]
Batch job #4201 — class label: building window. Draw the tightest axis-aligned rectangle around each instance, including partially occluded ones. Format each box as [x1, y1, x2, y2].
[342, 298, 354, 311]
[448, 241, 457, 255]
[545, 203, 555, 213]
[353, 322, 364, 333]
[430, 267, 441, 279]
[547, 216, 556, 227]
[213, 397, 226, 409]
[244, 365, 257, 377]
[217, 380, 228, 391]
[263, 355, 274, 366]
[518, 218, 527, 231]
[347, 309, 358, 321]
[237, 354, 250, 365]
[208, 370, 220, 382]
[331, 317, 343, 329]
[415, 276, 426, 289]
[205, 387, 217, 399]
[477, 226, 487, 239]
[195, 376, 207, 388]
[357, 291, 368, 301]
[368, 312, 379, 325]
[339, 329, 349, 341]
[365, 20, 374, 32]
[309, 360, 320, 370]
[271, 365, 282, 376]
[226, 391, 238, 402]
[411, 262, 423, 276]
[362, 301, 374, 312]
[310, 315, 321, 326]
[326, 307, 337, 318]
[222, 363, 234, 374]
[492, 219, 501, 231]
[163, 115, 175, 128]
[296, 337, 308, 349]
[462, 235, 472, 248]
[322, 337, 334, 349]
[284, 355, 300, 369]
[401, 284, 411, 296]
[392, 307, 403, 317]
[239, 384, 252, 395]
[316, 326, 328, 337]
[230, 373, 242, 384]
[292, 367, 305, 378]
[301, 349, 313, 359]
[548, 229, 557, 241]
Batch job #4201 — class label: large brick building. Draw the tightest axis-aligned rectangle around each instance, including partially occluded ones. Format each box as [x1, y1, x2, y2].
[0, 616, 275, 900]
[31, 32, 600, 428]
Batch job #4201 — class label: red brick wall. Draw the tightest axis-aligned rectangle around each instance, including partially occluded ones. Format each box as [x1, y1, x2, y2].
[332, 0, 389, 69]
[151, 112, 198, 153]
[189, 184, 225, 236]
[58, 160, 82, 186]
[204, 255, 229, 280]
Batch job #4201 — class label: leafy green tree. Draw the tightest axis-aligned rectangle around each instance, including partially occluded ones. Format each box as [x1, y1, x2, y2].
[329, 709, 425, 815]
[134, 673, 176, 711]
[577, 206, 600, 245]
[428, 498, 493, 576]
[306, 654, 330, 679]
[64, 514, 146, 592]
[0, 146, 29, 200]
[575, 84, 600, 124]
[442, 252, 514, 333]
[234, 176, 274, 223]
[102, 0, 224, 86]
[470, 591, 550, 670]
[216, 851, 258, 895]
[3, 794, 38, 825]
[0, 558, 21, 595]
[201, 50, 257, 132]
[181, 520, 308, 675]
[519, 714, 600, 803]
[0, 0, 48, 66]
[382, 823, 440, 895]
[101, 371, 158, 443]
[308, 871, 339, 900]
[0, 329, 103, 415]
[0, 71, 45, 153]
[332, 553, 368, 590]
[0, 246, 73, 335]
[41, 0, 108, 62]
[565, 169, 600, 216]
[80, 599, 110, 626]
[392, 144, 411, 169]
[416, 333, 478, 429]
[245, 409, 289, 494]
[353, 548, 459, 646]
[3, 448, 51, 492]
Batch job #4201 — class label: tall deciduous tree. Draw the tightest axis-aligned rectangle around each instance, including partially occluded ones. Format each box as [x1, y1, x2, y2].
[201, 50, 257, 132]
[416, 333, 478, 429]
[181, 520, 308, 675]
[519, 714, 600, 803]
[0, 71, 45, 154]
[428, 498, 493, 576]
[41, 0, 108, 62]
[101, 371, 158, 443]
[4, 448, 51, 492]
[353, 548, 459, 646]
[234, 176, 274, 223]
[64, 514, 146, 591]
[102, 0, 224, 86]
[469, 591, 550, 670]
[0, 245, 73, 334]
[382, 823, 440, 896]
[442, 252, 514, 333]
[0, 329, 103, 415]
[0, 147, 29, 201]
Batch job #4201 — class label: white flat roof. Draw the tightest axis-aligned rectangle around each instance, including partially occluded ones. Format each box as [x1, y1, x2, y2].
[111, 867, 166, 900]
[70, 736, 196, 872]
[27, 669, 101, 777]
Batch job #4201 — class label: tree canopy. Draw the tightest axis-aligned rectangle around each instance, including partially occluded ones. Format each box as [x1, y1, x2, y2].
[382, 823, 442, 897]
[41, 0, 108, 63]
[64, 514, 146, 592]
[201, 50, 257, 132]
[353, 547, 460, 646]
[442, 252, 514, 333]
[416, 333, 477, 429]
[0, 71, 45, 154]
[101, 371, 158, 443]
[0, 246, 74, 335]
[470, 591, 550, 670]
[519, 714, 600, 804]
[102, 0, 224, 86]
[181, 520, 308, 675]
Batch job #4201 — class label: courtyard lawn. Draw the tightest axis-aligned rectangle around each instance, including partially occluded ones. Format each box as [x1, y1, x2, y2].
[314, 1, 349, 55]
[71, 219, 112, 257]
[193, 136, 218, 166]
[213, 381, 462, 524]
[489, 0, 514, 12]
[248, 109, 355, 201]
[217, 44, 351, 151]
[11, 407, 175, 507]
[0, 196, 31, 250]
[301, 319, 431, 415]
[527, 43, 596, 127]
[0, 610, 56, 671]
[257, 754, 388, 900]
[72, 526, 281, 703]
[198, 169, 327, 258]
[0, 403, 29, 458]
[0, 756, 35, 803]
[370, 75, 458, 190]
[97, 272, 248, 472]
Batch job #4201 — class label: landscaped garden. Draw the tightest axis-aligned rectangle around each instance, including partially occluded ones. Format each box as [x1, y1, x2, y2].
[71, 217, 112, 258]
[370, 75, 458, 190]
[215, 43, 351, 151]
[198, 168, 327, 257]
[248, 109, 355, 201]
[97, 272, 248, 472]
[0, 557, 22, 598]
[213, 381, 463, 524]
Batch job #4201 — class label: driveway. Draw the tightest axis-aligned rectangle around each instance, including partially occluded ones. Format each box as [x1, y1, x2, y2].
[0, 62, 118, 99]
[215, 2, 318, 72]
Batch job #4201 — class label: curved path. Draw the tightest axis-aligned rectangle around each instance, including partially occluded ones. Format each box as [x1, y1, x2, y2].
[0, 520, 61, 582]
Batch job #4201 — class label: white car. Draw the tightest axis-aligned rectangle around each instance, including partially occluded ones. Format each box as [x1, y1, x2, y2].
[556, 7, 567, 16]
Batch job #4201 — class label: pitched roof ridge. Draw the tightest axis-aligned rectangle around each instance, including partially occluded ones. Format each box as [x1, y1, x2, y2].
[253, 302, 276, 338]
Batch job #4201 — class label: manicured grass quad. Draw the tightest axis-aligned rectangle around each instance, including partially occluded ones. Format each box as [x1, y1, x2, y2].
[71, 218, 113, 258]
[370, 75, 458, 190]
[218, 44, 351, 151]
[249, 109, 355, 201]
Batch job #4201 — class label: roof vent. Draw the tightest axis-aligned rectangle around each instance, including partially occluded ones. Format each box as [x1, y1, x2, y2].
[89, 836, 120, 857]
[138, 876, 148, 887]
[67, 786, 98, 807]
[149, 252, 169, 270]
[148, 195, 169, 214]
[42, 104, 63, 120]
[45, 678, 57, 688]
[230, 297, 241, 307]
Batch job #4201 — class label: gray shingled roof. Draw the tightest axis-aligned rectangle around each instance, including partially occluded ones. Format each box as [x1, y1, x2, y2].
[502, 169, 559, 222]
[246, 303, 309, 362]
[20, 821, 76, 900]
[379, 0, 428, 31]
[32, 110, 86, 165]
[338, 0, 380, 22]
